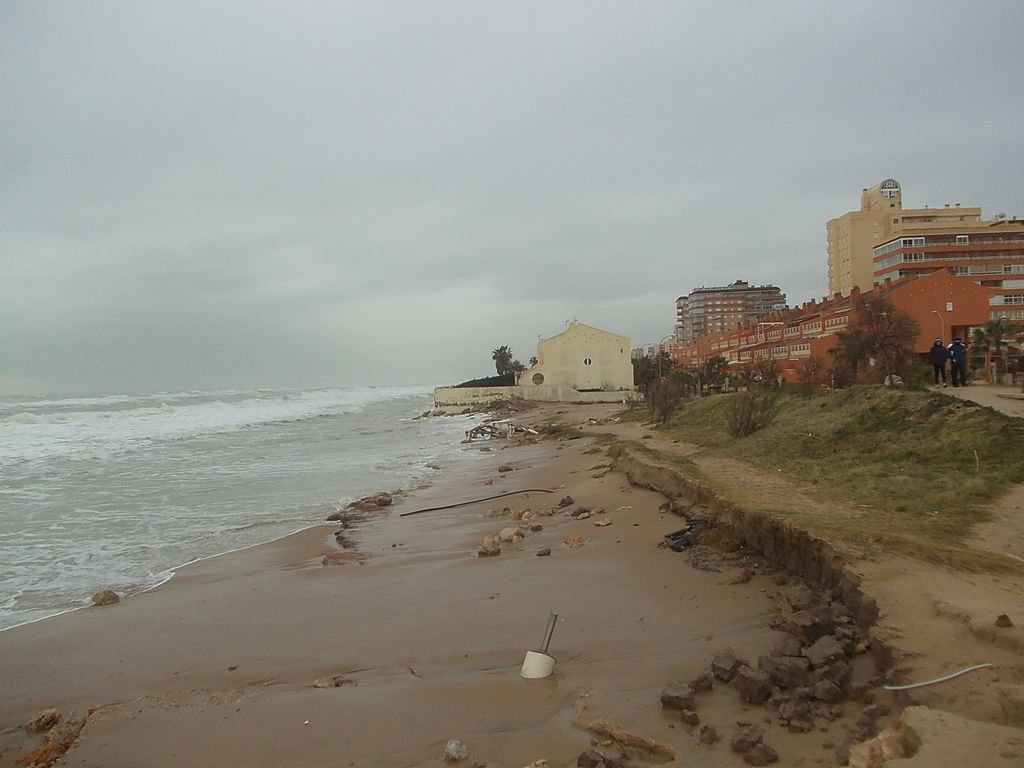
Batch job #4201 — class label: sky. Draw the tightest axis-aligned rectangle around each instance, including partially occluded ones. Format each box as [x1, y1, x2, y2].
[2, 1, 1022, 395]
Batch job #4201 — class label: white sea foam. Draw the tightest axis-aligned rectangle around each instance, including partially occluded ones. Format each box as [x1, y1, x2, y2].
[0, 386, 483, 631]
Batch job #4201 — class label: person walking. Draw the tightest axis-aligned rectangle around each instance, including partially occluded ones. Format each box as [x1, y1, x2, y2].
[948, 336, 968, 387]
[928, 337, 948, 387]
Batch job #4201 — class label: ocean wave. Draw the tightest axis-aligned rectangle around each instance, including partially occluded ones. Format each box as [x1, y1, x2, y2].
[0, 385, 434, 466]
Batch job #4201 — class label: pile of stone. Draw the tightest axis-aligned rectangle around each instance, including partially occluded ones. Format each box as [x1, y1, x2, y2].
[661, 579, 888, 765]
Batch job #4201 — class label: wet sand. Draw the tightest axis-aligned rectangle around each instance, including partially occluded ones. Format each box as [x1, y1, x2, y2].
[0, 413, 827, 768]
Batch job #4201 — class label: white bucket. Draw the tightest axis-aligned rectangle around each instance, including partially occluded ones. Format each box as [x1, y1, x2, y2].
[520, 650, 556, 679]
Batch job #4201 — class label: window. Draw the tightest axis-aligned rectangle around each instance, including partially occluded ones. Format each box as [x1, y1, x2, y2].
[956, 235, 969, 244]
[583, 357, 592, 366]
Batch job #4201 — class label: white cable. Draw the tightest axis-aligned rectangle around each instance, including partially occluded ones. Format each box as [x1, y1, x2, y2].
[883, 662, 993, 691]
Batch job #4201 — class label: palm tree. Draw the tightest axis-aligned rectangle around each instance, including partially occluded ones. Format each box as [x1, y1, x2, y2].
[491, 345, 514, 376]
[972, 319, 1020, 382]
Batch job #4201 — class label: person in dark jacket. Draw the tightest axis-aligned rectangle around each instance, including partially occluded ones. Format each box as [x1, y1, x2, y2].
[948, 336, 968, 387]
[928, 338, 948, 386]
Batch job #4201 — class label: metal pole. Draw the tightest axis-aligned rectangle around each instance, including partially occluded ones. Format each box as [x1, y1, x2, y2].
[540, 612, 558, 654]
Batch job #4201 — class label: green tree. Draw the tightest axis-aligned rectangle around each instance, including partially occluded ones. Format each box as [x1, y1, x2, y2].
[829, 327, 871, 386]
[510, 359, 526, 373]
[528, 356, 538, 367]
[491, 345, 514, 376]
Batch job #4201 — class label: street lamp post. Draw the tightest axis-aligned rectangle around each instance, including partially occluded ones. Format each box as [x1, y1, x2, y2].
[931, 310, 945, 342]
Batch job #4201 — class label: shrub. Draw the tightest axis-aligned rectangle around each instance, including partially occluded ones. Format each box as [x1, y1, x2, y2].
[726, 391, 778, 437]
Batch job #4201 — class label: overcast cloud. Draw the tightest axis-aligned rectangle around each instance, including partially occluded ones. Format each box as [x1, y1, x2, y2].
[2, 1, 1022, 394]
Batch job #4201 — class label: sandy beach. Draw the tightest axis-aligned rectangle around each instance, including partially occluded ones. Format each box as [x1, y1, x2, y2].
[2, 402, 1022, 768]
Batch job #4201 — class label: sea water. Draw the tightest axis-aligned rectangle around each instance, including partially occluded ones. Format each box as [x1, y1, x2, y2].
[0, 386, 482, 630]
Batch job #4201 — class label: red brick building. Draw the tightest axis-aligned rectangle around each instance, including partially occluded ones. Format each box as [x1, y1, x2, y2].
[671, 271, 997, 384]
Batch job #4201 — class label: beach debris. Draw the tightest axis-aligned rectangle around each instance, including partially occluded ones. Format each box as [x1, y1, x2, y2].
[576, 512, 592, 520]
[530, 523, 543, 532]
[711, 647, 747, 682]
[659, 681, 695, 711]
[90, 590, 119, 606]
[499, 527, 523, 543]
[521, 612, 560, 679]
[557, 495, 575, 508]
[537, 505, 554, 517]
[581, 717, 677, 763]
[346, 492, 394, 511]
[498, 464, 514, 473]
[16, 713, 85, 768]
[564, 534, 585, 548]
[313, 675, 354, 688]
[462, 420, 538, 443]
[661, 520, 711, 551]
[995, 613, 1014, 628]
[25, 708, 61, 733]
[570, 506, 590, 517]
[228, 665, 237, 670]
[477, 534, 501, 557]
[698, 724, 720, 744]
[443, 739, 469, 762]
[483, 479, 494, 485]
[536, 548, 552, 557]
[521, 761, 548, 768]
[846, 717, 921, 767]
[593, 518, 612, 527]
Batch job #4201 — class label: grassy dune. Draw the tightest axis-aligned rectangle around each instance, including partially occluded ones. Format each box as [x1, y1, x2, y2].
[660, 386, 1024, 569]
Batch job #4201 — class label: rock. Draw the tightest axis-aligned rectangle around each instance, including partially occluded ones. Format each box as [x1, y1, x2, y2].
[90, 590, 120, 606]
[347, 492, 393, 511]
[576, 512, 592, 520]
[698, 724, 720, 745]
[680, 709, 700, 726]
[558, 496, 575, 508]
[593, 518, 612, 527]
[537, 505, 554, 517]
[712, 647, 747, 682]
[499, 527, 523, 543]
[778, 697, 813, 723]
[498, 464, 514, 473]
[813, 680, 844, 703]
[483, 478, 494, 485]
[813, 659, 852, 689]
[995, 614, 1014, 628]
[786, 718, 815, 734]
[325, 510, 346, 522]
[857, 703, 891, 727]
[536, 548, 552, 557]
[576, 750, 604, 767]
[733, 666, 773, 704]
[530, 523, 544, 532]
[847, 718, 921, 768]
[759, 655, 810, 689]
[730, 722, 764, 753]
[660, 681, 696, 710]
[999, 685, 1024, 726]
[477, 534, 501, 557]
[804, 635, 846, 668]
[779, 584, 819, 612]
[770, 636, 804, 658]
[25, 709, 60, 732]
[730, 567, 754, 584]
[743, 742, 779, 765]
[565, 534, 585, 548]
[690, 671, 714, 693]
[786, 609, 831, 644]
[444, 739, 468, 762]
[571, 506, 591, 517]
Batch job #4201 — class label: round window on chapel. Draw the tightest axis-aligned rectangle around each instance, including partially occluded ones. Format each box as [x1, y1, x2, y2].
[532, 373, 545, 385]
[583, 357, 592, 366]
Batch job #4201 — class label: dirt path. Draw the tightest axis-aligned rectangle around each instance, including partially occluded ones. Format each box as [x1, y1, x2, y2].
[944, 383, 1024, 418]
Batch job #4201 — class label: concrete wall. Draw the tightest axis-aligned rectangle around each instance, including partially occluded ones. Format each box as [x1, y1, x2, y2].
[433, 384, 639, 413]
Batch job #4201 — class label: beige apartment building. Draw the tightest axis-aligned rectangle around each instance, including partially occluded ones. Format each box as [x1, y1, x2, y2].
[827, 178, 983, 296]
